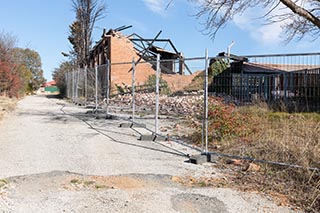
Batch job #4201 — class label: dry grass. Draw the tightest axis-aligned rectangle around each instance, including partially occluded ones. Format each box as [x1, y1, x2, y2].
[224, 106, 320, 170]
[0, 96, 17, 122]
[189, 101, 320, 212]
[223, 106, 320, 212]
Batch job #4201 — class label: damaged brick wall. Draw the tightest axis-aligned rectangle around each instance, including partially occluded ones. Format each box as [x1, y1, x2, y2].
[109, 31, 198, 92]
[110, 32, 155, 88]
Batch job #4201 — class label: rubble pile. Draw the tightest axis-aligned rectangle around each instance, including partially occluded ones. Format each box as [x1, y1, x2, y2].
[159, 95, 203, 115]
[108, 91, 239, 116]
[110, 93, 204, 116]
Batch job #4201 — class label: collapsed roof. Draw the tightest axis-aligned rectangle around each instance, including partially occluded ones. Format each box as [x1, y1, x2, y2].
[90, 26, 192, 75]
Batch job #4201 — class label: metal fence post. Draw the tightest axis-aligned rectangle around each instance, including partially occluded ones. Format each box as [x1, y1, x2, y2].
[155, 54, 160, 134]
[65, 72, 69, 98]
[75, 68, 79, 104]
[72, 69, 75, 102]
[95, 65, 98, 112]
[132, 58, 136, 122]
[106, 60, 110, 114]
[84, 66, 87, 106]
[202, 49, 209, 154]
[284, 73, 287, 101]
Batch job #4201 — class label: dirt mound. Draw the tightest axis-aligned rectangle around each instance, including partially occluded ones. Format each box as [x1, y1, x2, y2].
[162, 71, 201, 92]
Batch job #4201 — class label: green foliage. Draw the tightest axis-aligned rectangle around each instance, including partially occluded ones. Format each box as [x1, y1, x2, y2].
[209, 58, 228, 77]
[189, 101, 320, 212]
[114, 83, 126, 95]
[70, 179, 80, 184]
[144, 74, 171, 95]
[0, 179, 8, 188]
[0, 32, 45, 97]
[206, 98, 258, 142]
[185, 59, 228, 92]
[13, 48, 46, 92]
[52, 61, 74, 96]
[68, 20, 83, 65]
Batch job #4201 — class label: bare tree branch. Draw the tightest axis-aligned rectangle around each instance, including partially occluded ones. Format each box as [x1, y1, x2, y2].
[191, 0, 320, 42]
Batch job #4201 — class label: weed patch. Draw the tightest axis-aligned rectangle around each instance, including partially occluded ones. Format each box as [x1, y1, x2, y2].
[0, 96, 17, 121]
[189, 99, 320, 211]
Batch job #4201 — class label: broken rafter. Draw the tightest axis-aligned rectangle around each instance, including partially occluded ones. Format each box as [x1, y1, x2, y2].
[128, 30, 162, 72]
[129, 31, 192, 75]
[114, 25, 133, 32]
[130, 38, 179, 55]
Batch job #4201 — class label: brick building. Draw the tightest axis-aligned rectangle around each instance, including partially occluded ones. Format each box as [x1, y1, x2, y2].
[88, 28, 196, 92]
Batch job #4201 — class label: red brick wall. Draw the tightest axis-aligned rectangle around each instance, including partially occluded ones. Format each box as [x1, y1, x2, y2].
[110, 32, 155, 87]
[109, 32, 198, 92]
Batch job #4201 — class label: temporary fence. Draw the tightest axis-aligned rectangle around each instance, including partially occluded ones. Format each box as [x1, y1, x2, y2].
[63, 52, 320, 169]
[211, 52, 320, 111]
[64, 64, 110, 111]
[63, 52, 216, 153]
[108, 53, 215, 153]
[60, 52, 320, 213]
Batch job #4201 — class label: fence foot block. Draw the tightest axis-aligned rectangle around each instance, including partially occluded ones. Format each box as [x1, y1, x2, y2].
[154, 135, 167, 142]
[105, 114, 115, 119]
[85, 110, 105, 114]
[189, 154, 209, 165]
[139, 135, 156, 141]
[208, 153, 220, 163]
[95, 114, 106, 120]
[131, 123, 147, 128]
[119, 123, 133, 128]
[95, 114, 116, 120]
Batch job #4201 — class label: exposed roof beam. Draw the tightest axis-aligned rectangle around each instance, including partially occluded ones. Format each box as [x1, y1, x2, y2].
[129, 30, 162, 72]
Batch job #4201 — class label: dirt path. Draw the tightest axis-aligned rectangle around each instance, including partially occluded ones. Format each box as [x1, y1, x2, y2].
[0, 95, 298, 212]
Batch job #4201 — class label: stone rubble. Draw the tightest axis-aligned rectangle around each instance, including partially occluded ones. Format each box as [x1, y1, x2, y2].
[109, 92, 204, 116]
[108, 92, 241, 119]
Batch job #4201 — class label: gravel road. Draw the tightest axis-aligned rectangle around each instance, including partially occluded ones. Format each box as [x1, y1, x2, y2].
[0, 95, 299, 212]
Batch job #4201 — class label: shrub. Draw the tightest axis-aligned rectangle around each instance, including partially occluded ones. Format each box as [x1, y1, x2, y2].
[191, 97, 258, 144]
[189, 100, 320, 211]
[144, 74, 171, 95]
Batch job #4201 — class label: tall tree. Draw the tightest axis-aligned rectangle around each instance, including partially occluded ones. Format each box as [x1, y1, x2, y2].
[0, 32, 22, 97]
[0, 32, 46, 97]
[68, 0, 106, 67]
[191, 0, 320, 41]
[13, 48, 46, 92]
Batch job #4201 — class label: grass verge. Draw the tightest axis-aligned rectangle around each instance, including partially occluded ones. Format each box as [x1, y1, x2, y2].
[0, 96, 18, 122]
[190, 98, 320, 212]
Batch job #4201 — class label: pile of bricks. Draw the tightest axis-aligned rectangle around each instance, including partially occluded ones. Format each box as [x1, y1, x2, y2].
[109, 93, 204, 116]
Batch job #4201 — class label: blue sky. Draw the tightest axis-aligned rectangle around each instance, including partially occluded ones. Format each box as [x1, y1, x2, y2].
[1, 0, 319, 81]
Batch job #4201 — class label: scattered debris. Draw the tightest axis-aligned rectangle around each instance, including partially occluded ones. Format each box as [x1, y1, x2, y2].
[243, 163, 261, 172]
[226, 159, 243, 166]
[171, 176, 228, 188]
[110, 92, 204, 116]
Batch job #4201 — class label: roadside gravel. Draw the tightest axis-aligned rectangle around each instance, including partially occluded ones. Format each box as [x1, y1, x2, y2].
[0, 95, 300, 212]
